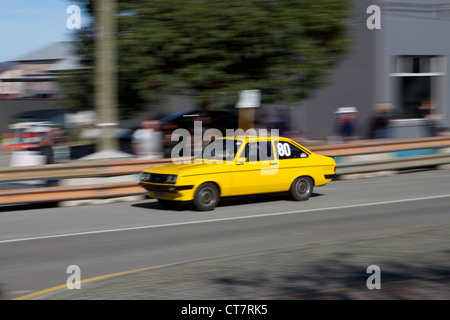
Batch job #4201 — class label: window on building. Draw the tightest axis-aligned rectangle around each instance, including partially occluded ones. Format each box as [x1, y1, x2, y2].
[392, 55, 446, 118]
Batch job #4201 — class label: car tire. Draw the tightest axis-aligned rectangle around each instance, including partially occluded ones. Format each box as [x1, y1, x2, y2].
[193, 183, 219, 211]
[158, 199, 181, 209]
[289, 176, 313, 201]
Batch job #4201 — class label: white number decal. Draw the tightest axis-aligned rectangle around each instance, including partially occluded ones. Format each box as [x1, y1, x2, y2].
[277, 143, 291, 157]
[284, 143, 291, 157]
[277, 143, 284, 156]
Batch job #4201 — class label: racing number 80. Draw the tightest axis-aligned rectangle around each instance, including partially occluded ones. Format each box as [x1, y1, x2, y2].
[277, 142, 291, 157]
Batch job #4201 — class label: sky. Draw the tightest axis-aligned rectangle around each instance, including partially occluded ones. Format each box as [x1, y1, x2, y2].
[0, 0, 90, 62]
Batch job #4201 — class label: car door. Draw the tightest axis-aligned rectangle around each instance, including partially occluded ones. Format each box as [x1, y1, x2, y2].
[274, 140, 313, 190]
[231, 140, 279, 195]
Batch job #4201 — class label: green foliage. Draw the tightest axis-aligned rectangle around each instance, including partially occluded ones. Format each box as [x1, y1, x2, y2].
[59, 0, 350, 117]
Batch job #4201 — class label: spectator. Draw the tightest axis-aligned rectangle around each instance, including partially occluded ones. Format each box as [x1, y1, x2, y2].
[418, 100, 442, 137]
[370, 103, 393, 139]
[132, 120, 163, 159]
[37, 128, 68, 165]
[35, 128, 69, 186]
[333, 107, 359, 142]
[37, 134, 55, 165]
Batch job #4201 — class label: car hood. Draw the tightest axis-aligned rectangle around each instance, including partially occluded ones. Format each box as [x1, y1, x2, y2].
[143, 159, 231, 176]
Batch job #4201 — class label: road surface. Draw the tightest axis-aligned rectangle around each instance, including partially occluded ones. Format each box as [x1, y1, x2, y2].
[0, 169, 449, 300]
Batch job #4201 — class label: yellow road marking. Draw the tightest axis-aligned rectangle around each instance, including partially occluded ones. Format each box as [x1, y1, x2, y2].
[13, 264, 171, 300]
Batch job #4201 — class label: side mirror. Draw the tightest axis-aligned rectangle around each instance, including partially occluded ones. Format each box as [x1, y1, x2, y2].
[237, 157, 247, 165]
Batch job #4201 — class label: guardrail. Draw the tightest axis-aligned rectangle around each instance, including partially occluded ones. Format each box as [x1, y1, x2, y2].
[0, 136, 449, 207]
[0, 181, 144, 207]
[0, 158, 174, 183]
[308, 135, 450, 157]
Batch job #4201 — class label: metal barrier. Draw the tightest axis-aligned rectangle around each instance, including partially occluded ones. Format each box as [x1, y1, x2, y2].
[0, 158, 175, 183]
[309, 135, 450, 157]
[0, 181, 145, 206]
[0, 136, 449, 207]
[336, 153, 450, 175]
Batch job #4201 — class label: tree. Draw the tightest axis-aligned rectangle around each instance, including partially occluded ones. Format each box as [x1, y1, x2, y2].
[59, 0, 350, 117]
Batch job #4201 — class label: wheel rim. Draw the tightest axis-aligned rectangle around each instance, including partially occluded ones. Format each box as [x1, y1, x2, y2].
[296, 179, 310, 195]
[199, 187, 215, 206]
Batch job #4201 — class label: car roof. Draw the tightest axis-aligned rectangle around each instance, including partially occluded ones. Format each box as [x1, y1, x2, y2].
[217, 135, 292, 142]
[159, 110, 236, 121]
[159, 110, 194, 122]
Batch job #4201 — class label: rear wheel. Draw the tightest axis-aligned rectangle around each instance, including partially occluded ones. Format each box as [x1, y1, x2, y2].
[193, 183, 219, 211]
[289, 176, 313, 201]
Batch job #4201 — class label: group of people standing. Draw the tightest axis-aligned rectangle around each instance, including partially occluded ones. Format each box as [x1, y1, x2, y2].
[331, 100, 445, 143]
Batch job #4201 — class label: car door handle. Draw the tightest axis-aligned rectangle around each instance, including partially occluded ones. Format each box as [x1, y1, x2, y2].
[271, 163, 278, 166]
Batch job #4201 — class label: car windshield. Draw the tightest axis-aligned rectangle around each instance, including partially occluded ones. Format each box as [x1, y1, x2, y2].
[197, 139, 241, 161]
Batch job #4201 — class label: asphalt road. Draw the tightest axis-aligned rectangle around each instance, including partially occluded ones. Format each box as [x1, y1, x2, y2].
[0, 169, 450, 300]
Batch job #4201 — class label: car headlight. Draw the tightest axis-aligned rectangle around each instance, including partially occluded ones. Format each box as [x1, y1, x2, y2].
[140, 172, 151, 181]
[164, 175, 177, 184]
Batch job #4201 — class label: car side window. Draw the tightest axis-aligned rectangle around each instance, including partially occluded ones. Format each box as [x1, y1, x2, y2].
[276, 141, 309, 159]
[243, 141, 274, 162]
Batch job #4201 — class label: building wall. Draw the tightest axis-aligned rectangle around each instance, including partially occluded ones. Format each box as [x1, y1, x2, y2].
[20, 62, 57, 96]
[291, 0, 377, 140]
[0, 68, 23, 97]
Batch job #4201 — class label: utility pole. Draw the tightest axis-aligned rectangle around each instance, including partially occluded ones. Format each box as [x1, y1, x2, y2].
[236, 90, 260, 131]
[95, 0, 119, 152]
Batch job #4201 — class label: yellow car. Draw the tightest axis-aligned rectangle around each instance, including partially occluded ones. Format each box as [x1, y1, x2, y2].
[139, 136, 336, 211]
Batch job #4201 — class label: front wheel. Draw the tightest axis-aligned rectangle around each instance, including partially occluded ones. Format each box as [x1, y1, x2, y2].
[193, 183, 219, 211]
[289, 176, 313, 201]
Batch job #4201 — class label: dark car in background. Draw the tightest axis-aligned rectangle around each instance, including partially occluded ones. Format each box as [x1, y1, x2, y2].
[159, 110, 238, 134]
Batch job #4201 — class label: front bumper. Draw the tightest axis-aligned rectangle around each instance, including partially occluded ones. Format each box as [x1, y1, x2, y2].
[139, 182, 194, 193]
